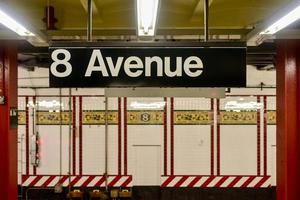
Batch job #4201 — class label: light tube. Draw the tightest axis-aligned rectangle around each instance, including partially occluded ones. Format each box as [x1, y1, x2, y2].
[130, 101, 165, 109]
[137, 0, 159, 36]
[260, 5, 300, 35]
[0, 8, 35, 36]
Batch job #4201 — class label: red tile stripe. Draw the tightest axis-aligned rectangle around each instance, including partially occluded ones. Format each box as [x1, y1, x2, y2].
[200, 176, 215, 188]
[161, 176, 270, 188]
[22, 175, 30, 184]
[257, 96, 261, 176]
[28, 175, 42, 187]
[263, 96, 268, 176]
[214, 176, 229, 187]
[121, 176, 132, 187]
[79, 96, 83, 175]
[170, 97, 174, 175]
[70, 176, 82, 187]
[161, 175, 175, 187]
[254, 176, 270, 188]
[22, 175, 269, 188]
[187, 176, 201, 187]
[72, 96, 76, 175]
[25, 96, 29, 175]
[57, 176, 69, 185]
[41, 176, 56, 187]
[94, 176, 106, 187]
[33, 96, 37, 175]
[123, 97, 127, 175]
[216, 99, 220, 175]
[241, 176, 256, 188]
[227, 176, 242, 188]
[108, 175, 122, 187]
[163, 97, 168, 176]
[118, 97, 122, 175]
[210, 98, 214, 175]
[174, 176, 189, 187]
[81, 175, 95, 187]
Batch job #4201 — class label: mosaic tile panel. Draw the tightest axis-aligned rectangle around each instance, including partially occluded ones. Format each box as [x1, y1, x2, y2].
[17, 110, 277, 125]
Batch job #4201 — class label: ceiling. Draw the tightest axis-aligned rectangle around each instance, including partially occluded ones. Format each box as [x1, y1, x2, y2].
[0, 0, 295, 40]
[1, 0, 299, 70]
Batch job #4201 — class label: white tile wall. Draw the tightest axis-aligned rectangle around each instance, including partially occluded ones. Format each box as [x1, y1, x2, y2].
[174, 125, 211, 175]
[17, 94, 277, 186]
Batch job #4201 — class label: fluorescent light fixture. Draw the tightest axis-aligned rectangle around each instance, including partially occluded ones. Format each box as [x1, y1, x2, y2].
[0, 8, 35, 36]
[27, 100, 63, 109]
[130, 101, 165, 109]
[225, 101, 263, 111]
[260, 4, 300, 35]
[137, 0, 159, 36]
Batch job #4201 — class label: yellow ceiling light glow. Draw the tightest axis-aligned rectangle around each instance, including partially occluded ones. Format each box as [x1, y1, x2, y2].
[137, 0, 159, 36]
[0, 9, 35, 36]
[260, 5, 300, 35]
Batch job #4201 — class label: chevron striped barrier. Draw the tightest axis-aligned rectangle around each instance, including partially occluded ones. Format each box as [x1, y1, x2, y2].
[21, 175, 132, 187]
[161, 176, 271, 188]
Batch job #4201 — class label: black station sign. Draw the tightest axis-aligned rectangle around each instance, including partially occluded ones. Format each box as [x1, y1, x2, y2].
[49, 45, 246, 88]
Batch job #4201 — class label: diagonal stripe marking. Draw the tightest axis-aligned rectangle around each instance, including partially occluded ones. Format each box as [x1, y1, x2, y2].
[42, 176, 56, 187]
[121, 176, 132, 187]
[108, 175, 122, 187]
[187, 176, 202, 187]
[70, 176, 82, 187]
[22, 175, 30, 184]
[200, 176, 215, 188]
[214, 176, 229, 187]
[57, 176, 69, 185]
[82, 176, 96, 187]
[29, 176, 43, 187]
[94, 176, 106, 187]
[241, 176, 256, 188]
[174, 176, 189, 187]
[227, 176, 242, 188]
[254, 176, 270, 188]
[161, 176, 175, 187]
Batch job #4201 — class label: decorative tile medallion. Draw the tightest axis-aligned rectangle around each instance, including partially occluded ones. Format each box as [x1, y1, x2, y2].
[127, 111, 163, 125]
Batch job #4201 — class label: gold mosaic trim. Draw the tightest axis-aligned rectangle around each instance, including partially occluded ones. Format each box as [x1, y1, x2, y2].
[83, 111, 118, 125]
[18, 111, 71, 125]
[267, 111, 276, 124]
[17, 110, 277, 125]
[220, 111, 257, 125]
[37, 111, 72, 125]
[174, 111, 212, 125]
[18, 111, 26, 125]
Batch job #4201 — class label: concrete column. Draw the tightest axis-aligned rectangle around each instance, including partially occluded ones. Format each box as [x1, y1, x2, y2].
[276, 40, 300, 200]
[0, 41, 18, 200]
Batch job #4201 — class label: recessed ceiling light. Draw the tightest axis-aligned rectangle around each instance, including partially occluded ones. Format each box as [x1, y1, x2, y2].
[260, 5, 300, 35]
[0, 9, 35, 36]
[137, 0, 159, 37]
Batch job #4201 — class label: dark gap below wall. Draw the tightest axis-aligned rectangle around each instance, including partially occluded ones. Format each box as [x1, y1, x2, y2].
[19, 186, 276, 200]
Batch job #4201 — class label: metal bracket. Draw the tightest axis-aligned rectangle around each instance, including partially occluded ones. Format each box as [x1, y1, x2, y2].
[0, 96, 5, 104]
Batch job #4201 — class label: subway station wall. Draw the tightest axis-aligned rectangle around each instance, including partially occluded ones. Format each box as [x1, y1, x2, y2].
[17, 87, 276, 188]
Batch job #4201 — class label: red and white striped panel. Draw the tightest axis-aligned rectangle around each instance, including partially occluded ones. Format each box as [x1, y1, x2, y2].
[22, 175, 132, 188]
[161, 176, 271, 188]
